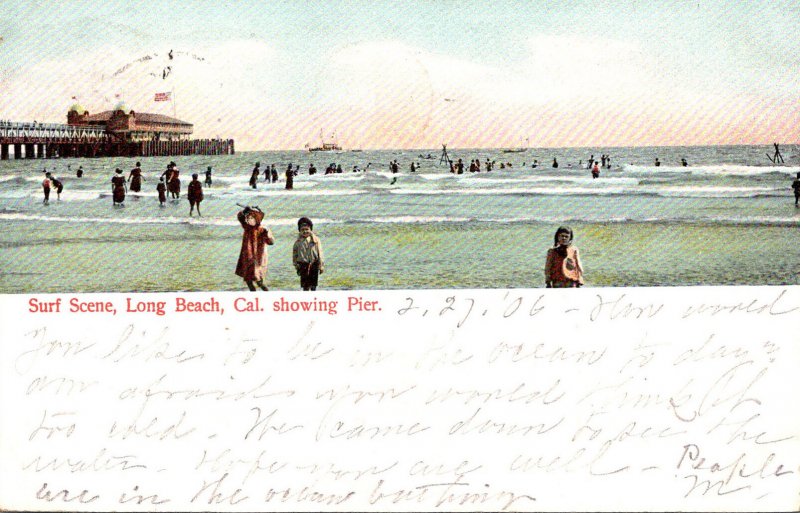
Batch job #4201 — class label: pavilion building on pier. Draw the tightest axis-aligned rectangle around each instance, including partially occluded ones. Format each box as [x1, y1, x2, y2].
[67, 102, 193, 143]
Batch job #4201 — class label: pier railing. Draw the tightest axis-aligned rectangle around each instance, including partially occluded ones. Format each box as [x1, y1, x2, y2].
[0, 121, 108, 143]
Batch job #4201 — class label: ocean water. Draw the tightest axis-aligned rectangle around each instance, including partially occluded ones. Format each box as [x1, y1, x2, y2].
[0, 145, 798, 293]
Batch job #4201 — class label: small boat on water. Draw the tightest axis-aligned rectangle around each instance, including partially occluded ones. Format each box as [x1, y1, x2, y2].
[502, 137, 529, 153]
[307, 130, 342, 152]
[309, 142, 342, 152]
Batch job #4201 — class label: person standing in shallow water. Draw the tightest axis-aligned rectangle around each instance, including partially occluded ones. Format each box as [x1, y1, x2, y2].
[128, 162, 143, 193]
[187, 173, 203, 216]
[167, 162, 181, 198]
[249, 162, 260, 189]
[41, 171, 51, 204]
[545, 226, 584, 288]
[293, 217, 324, 291]
[235, 206, 275, 291]
[156, 177, 166, 206]
[285, 164, 294, 190]
[205, 166, 213, 187]
[47, 172, 63, 200]
[111, 168, 127, 206]
[792, 172, 800, 207]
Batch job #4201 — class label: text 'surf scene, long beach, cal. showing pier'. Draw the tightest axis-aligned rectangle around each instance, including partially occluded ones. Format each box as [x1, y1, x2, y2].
[1, 1, 798, 293]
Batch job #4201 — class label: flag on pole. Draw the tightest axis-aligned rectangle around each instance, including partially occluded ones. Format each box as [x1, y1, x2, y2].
[154, 92, 172, 102]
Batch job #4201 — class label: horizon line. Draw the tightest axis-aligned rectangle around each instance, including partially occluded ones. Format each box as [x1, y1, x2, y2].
[234, 142, 799, 153]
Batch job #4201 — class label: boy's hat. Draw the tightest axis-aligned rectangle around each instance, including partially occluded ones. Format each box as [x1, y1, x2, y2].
[298, 216, 313, 230]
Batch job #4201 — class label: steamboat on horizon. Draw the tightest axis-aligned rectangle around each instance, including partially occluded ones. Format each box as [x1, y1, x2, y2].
[306, 130, 342, 152]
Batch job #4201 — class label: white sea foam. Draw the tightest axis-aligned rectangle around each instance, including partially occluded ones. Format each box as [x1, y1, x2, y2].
[653, 186, 782, 198]
[388, 187, 629, 196]
[0, 190, 36, 199]
[0, 212, 241, 226]
[248, 189, 366, 197]
[0, 213, 343, 227]
[222, 178, 321, 190]
[77, 190, 120, 200]
[455, 175, 639, 186]
[368, 171, 397, 179]
[308, 173, 366, 182]
[417, 173, 454, 181]
[6, 188, 107, 200]
[624, 164, 796, 176]
[1, 210, 797, 228]
[354, 215, 473, 224]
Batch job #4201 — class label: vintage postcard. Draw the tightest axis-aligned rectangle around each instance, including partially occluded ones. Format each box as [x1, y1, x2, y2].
[0, 1, 798, 511]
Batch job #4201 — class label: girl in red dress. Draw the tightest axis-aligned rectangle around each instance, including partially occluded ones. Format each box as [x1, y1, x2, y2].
[235, 206, 275, 291]
[545, 226, 584, 288]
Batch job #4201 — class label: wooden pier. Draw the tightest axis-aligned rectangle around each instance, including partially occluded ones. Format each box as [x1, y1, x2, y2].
[0, 121, 234, 159]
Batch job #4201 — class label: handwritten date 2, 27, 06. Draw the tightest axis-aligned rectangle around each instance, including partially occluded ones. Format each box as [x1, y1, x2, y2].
[397, 293, 546, 327]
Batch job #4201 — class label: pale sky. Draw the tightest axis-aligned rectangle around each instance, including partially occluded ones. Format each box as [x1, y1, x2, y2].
[1, 0, 798, 150]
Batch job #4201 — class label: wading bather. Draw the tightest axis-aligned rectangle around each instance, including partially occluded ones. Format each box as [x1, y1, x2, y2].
[111, 168, 126, 206]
